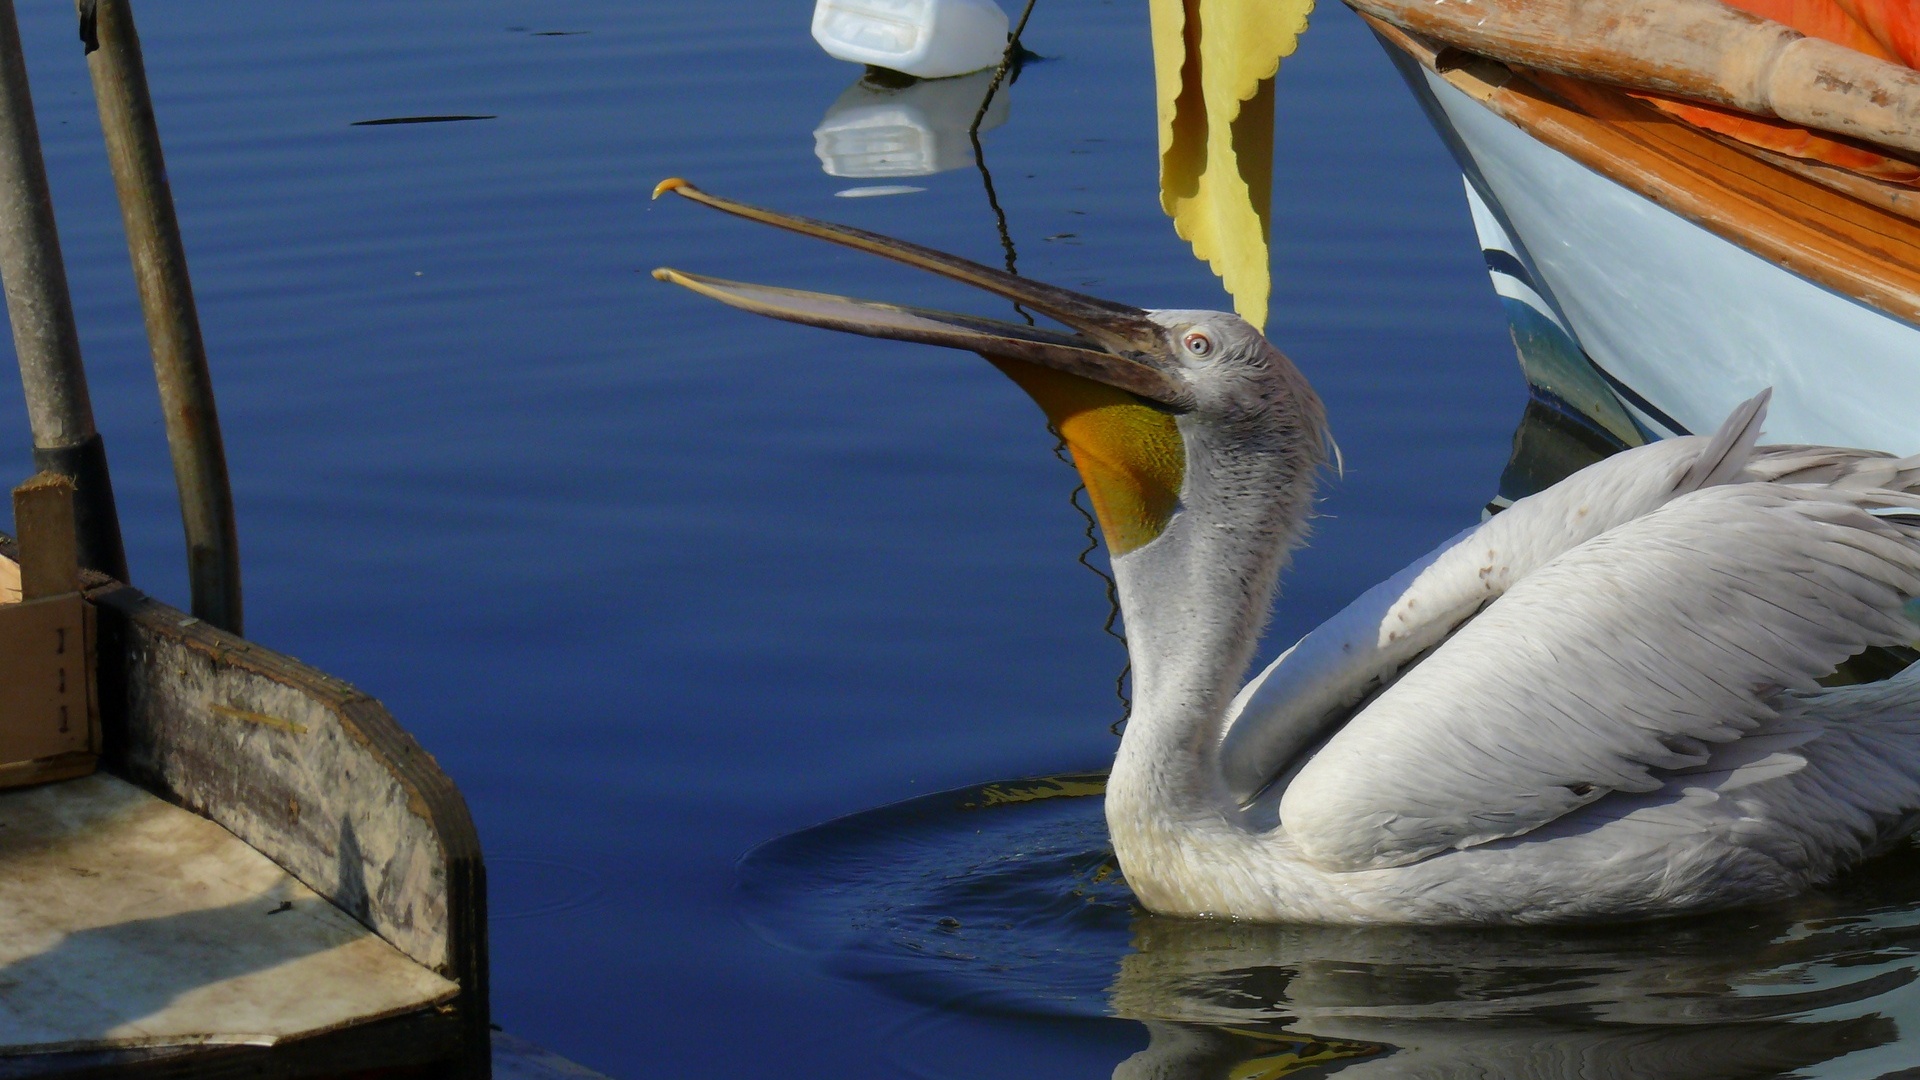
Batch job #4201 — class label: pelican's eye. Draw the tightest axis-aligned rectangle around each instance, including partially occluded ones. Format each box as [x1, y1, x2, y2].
[1182, 330, 1213, 359]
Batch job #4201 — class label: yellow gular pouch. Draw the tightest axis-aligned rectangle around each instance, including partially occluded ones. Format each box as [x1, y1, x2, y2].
[987, 356, 1185, 556]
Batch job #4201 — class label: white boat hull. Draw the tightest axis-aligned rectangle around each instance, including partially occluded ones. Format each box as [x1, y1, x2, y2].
[1389, 49, 1920, 456]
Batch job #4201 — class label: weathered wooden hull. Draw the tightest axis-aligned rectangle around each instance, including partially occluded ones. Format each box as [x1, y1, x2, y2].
[0, 537, 490, 1078]
[1371, 19, 1920, 454]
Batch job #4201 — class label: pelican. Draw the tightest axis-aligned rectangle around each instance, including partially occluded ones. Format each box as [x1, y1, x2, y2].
[652, 179, 1920, 924]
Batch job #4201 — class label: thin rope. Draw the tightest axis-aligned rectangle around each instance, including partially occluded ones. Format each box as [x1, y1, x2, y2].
[967, 0, 1039, 135]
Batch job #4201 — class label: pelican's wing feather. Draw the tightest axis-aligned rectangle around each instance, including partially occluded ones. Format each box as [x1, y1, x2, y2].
[1217, 394, 1775, 802]
[1277, 484, 1920, 873]
[1745, 443, 1920, 489]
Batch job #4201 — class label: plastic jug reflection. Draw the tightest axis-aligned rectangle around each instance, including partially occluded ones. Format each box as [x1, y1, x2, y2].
[813, 69, 1012, 178]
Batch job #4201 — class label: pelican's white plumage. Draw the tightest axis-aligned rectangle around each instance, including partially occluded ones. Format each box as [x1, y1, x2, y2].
[653, 184, 1920, 924]
[1119, 377, 1920, 923]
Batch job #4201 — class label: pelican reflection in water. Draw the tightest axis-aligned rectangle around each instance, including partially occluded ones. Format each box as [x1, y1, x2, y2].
[1107, 884, 1919, 1078]
[654, 180, 1920, 925]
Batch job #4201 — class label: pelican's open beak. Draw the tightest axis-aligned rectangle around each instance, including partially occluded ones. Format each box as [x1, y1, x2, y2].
[651, 179, 1192, 555]
[649, 179, 1195, 412]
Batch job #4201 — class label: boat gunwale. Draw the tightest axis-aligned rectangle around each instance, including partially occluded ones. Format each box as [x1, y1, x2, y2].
[1361, 11, 1920, 328]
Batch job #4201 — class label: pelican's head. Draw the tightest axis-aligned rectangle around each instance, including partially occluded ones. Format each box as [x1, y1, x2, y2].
[650, 180, 1327, 566]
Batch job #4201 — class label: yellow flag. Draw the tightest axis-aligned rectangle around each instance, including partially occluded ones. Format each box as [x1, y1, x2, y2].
[1149, 0, 1313, 329]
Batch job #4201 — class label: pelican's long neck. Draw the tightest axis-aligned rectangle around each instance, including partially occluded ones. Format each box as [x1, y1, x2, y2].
[1105, 414, 1318, 907]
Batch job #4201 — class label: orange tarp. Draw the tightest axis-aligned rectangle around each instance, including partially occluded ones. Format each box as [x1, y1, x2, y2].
[1638, 0, 1920, 183]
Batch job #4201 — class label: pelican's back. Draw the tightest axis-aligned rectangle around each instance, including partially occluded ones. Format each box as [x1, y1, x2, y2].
[1219, 393, 1787, 802]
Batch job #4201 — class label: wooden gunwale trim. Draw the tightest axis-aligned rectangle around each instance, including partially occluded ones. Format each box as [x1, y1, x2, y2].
[1364, 14, 1920, 327]
[1537, 77, 1920, 248]
[1727, 139, 1920, 222]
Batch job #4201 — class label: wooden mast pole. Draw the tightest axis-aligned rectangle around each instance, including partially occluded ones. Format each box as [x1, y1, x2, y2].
[0, 0, 127, 584]
[77, 0, 241, 634]
[0, 0, 127, 583]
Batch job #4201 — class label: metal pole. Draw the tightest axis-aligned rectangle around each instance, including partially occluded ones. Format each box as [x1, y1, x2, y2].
[0, 0, 126, 582]
[77, 0, 239, 634]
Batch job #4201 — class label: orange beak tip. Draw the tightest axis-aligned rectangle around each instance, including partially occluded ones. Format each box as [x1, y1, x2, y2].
[651, 177, 690, 201]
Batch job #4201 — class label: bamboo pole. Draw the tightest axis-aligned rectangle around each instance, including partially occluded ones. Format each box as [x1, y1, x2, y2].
[0, 0, 126, 582]
[1345, 0, 1920, 157]
[78, 0, 240, 634]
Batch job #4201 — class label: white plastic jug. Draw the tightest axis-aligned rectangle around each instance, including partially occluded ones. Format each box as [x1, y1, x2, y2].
[811, 0, 1011, 80]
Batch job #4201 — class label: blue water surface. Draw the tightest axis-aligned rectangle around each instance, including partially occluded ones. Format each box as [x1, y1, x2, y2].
[0, 1, 1531, 1074]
